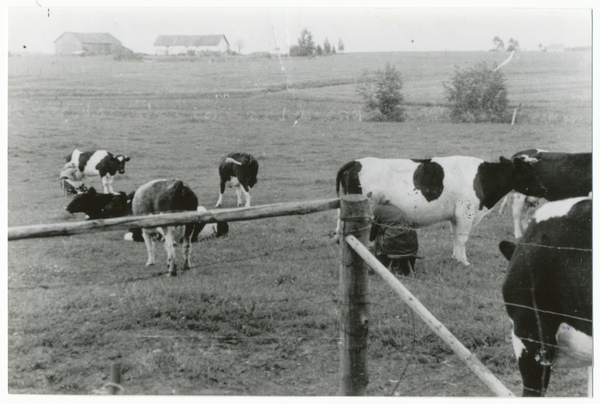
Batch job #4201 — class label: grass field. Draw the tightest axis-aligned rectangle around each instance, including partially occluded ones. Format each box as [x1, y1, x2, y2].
[7, 51, 592, 396]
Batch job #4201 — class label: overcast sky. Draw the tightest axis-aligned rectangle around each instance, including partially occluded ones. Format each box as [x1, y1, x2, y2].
[6, 1, 593, 55]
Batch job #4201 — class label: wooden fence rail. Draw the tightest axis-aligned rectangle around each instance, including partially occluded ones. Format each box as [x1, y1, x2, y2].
[7, 198, 340, 241]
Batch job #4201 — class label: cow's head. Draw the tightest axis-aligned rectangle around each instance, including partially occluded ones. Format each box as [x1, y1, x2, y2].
[112, 155, 130, 174]
[501, 156, 547, 198]
[101, 192, 134, 218]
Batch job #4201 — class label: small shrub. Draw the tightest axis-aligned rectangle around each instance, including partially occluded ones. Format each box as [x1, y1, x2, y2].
[444, 62, 509, 123]
[356, 63, 405, 122]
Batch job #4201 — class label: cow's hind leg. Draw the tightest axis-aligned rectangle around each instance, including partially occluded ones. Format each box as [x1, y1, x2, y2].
[142, 229, 156, 267]
[449, 217, 473, 266]
[216, 181, 226, 207]
[182, 224, 194, 271]
[234, 185, 244, 207]
[240, 184, 251, 207]
[163, 228, 178, 276]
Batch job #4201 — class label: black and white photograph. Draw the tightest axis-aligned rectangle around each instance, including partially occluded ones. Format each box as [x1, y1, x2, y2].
[4, 0, 594, 398]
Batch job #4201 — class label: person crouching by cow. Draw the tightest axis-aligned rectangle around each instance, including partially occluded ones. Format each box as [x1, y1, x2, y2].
[59, 165, 86, 196]
[368, 191, 420, 276]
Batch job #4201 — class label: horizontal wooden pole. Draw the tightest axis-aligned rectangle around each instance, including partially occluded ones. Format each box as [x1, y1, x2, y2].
[344, 235, 516, 398]
[8, 198, 341, 241]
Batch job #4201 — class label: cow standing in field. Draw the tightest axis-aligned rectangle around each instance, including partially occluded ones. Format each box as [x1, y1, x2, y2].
[216, 153, 259, 208]
[131, 179, 199, 276]
[64, 149, 130, 194]
[499, 196, 592, 397]
[335, 156, 547, 265]
[498, 149, 591, 239]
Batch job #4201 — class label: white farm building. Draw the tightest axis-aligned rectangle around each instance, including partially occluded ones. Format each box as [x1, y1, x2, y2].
[153, 35, 229, 56]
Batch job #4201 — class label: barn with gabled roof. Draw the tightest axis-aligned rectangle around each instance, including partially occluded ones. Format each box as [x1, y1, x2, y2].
[54, 32, 123, 56]
[153, 35, 229, 56]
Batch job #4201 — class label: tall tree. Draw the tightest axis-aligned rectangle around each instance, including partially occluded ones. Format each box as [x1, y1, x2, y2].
[297, 28, 315, 56]
[234, 39, 245, 54]
[506, 38, 520, 52]
[323, 38, 331, 53]
[338, 38, 345, 52]
[492, 36, 505, 51]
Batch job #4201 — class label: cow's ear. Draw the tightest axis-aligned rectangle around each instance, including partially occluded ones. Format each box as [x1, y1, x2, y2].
[125, 156, 130, 162]
[499, 241, 516, 260]
[499, 156, 510, 163]
[513, 157, 528, 171]
[366, 191, 372, 198]
[88, 187, 97, 195]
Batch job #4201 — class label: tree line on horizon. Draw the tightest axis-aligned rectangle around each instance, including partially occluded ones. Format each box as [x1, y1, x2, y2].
[289, 28, 344, 57]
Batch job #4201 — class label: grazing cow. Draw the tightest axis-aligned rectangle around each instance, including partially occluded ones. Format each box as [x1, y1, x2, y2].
[499, 196, 592, 397]
[216, 152, 259, 208]
[132, 179, 199, 276]
[335, 156, 547, 265]
[65, 187, 122, 220]
[64, 149, 130, 194]
[498, 149, 591, 239]
[101, 193, 229, 242]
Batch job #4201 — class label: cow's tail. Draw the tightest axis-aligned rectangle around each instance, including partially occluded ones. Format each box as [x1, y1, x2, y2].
[225, 157, 243, 166]
[335, 160, 362, 196]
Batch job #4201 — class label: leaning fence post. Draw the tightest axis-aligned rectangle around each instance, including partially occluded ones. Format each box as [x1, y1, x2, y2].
[339, 194, 371, 395]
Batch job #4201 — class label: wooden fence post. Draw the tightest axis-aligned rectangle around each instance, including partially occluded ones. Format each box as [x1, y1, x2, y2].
[339, 194, 371, 395]
[107, 362, 121, 395]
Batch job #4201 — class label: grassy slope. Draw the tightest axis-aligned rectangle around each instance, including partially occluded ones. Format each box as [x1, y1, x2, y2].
[7, 51, 592, 396]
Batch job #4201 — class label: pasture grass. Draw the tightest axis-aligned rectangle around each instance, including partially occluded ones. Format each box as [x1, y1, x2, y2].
[7, 51, 591, 396]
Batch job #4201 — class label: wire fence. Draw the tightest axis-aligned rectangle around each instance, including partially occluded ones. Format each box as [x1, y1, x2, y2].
[7, 193, 591, 396]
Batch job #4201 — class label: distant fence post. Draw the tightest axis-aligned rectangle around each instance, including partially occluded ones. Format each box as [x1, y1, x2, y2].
[107, 362, 121, 395]
[339, 194, 371, 395]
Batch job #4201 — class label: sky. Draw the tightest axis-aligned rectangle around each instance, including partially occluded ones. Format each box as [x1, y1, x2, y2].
[5, 1, 594, 55]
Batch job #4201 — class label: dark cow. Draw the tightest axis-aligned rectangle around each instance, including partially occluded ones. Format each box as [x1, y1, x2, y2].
[65, 187, 122, 220]
[101, 193, 229, 242]
[335, 156, 547, 265]
[64, 149, 130, 194]
[499, 196, 592, 397]
[498, 149, 591, 238]
[216, 152, 259, 208]
[132, 179, 199, 276]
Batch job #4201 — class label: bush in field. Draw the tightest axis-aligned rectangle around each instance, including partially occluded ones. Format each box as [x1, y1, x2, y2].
[444, 62, 509, 123]
[356, 62, 405, 122]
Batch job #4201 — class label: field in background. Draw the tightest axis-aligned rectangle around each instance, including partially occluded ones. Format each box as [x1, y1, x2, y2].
[7, 51, 592, 396]
[8, 51, 591, 124]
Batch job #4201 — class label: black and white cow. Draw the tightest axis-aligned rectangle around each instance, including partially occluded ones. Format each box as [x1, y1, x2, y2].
[101, 192, 229, 242]
[216, 152, 259, 208]
[65, 187, 124, 220]
[64, 149, 130, 194]
[498, 149, 591, 239]
[335, 156, 547, 265]
[131, 179, 199, 276]
[499, 196, 592, 397]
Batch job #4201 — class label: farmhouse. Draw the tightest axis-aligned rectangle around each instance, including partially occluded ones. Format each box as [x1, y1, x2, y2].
[54, 32, 124, 56]
[153, 35, 229, 56]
